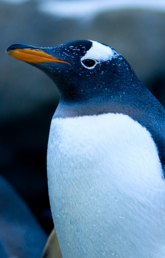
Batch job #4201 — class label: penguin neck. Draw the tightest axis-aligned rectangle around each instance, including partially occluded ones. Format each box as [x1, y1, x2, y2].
[53, 81, 148, 119]
[54, 97, 127, 118]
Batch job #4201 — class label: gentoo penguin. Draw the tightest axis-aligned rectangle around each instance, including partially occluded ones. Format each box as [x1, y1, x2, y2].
[6, 40, 165, 258]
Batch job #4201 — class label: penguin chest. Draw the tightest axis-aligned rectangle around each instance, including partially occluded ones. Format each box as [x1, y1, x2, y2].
[47, 113, 165, 258]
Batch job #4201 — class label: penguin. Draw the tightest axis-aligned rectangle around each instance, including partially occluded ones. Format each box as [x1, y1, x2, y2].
[6, 40, 165, 258]
[0, 175, 47, 257]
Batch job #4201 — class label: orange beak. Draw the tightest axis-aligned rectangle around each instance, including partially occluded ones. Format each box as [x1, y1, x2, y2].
[6, 44, 71, 65]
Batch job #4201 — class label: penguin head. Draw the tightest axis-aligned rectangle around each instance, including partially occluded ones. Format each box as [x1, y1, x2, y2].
[6, 40, 137, 103]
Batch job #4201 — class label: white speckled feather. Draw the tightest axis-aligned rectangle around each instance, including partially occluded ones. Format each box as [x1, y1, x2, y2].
[47, 113, 165, 258]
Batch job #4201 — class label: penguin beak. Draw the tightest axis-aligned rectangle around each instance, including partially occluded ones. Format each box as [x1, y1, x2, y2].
[6, 43, 71, 65]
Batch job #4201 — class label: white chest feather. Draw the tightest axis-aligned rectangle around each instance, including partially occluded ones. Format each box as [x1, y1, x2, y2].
[47, 113, 165, 258]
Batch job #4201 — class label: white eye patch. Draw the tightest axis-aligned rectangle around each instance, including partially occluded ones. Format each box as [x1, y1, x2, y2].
[81, 40, 116, 63]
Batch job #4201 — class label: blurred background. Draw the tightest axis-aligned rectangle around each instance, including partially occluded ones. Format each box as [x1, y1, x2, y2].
[1, 0, 165, 250]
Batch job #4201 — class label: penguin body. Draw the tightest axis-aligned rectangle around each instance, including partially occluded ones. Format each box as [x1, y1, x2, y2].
[48, 113, 164, 258]
[6, 40, 165, 257]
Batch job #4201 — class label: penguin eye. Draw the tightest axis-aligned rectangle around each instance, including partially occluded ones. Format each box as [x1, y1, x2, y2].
[81, 59, 97, 69]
